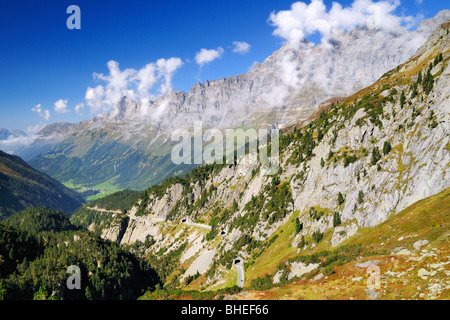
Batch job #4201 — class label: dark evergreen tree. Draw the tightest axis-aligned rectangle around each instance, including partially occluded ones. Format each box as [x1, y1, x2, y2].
[337, 192, 345, 205]
[358, 190, 364, 204]
[417, 70, 422, 84]
[383, 141, 392, 155]
[333, 212, 341, 227]
[371, 147, 382, 165]
[400, 90, 406, 108]
[294, 217, 303, 234]
[298, 235, 306, 248]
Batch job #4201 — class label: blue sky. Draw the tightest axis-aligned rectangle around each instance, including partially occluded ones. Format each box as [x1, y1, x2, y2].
[0, 0, 447, 131]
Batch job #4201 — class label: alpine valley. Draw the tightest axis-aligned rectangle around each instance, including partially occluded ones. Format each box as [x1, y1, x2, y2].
[0, 9, 449, 301]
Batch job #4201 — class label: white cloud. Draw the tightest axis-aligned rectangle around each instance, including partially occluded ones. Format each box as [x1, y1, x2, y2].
[134, 63, 157, 100]
[195, 47, 224, 66]
[248, 61, 259, 71]
[32, 104, 50, 121]
[0, 134, 38, 150]
[232, 41, 251, 54]
[27, 123, 45, 134]
[268, 0, 415, 47]
[86, 58, 183, 116]
[151, 99, 170, 122]
[0, 124, 45, 151]
[85, 85, 106, 115]
[155, 57, 184, 95]
[74, 103, 85, 115]
[54, 99, 70, 114]
[94, 60, 137, 108]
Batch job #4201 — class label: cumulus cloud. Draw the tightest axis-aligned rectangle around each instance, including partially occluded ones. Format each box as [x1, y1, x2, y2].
[54, 99, 70, 114]
[0, 134, 38, 150]
[27, 123, 45, 134]
[74, 103, 85, 115]
[85, 85, 106, 115]
[151, 99, 170, 122]
[32, 104, 50, 121]
[133, 63, 157, 100]
[195, 47, 224, 66]
[268, 0, 415, 47]
[155, 58, 184, 96]
[93, 60, 137, 108]
[85, 58, 183, 116]
[232, 41, 251, 54]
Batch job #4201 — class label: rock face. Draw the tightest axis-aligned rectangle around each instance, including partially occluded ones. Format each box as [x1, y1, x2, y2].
[144, 183, 185, 218]
[98, 20, 450, 289]
[100, 10, 450, 132]
[17, 11, 450, 190]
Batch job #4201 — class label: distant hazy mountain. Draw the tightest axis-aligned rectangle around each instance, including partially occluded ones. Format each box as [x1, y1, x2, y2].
[0, 150, 84, 220]
[0, 128, 25, 140]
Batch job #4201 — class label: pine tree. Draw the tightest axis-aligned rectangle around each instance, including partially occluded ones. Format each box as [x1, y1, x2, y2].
[298, 235, 306, 248]
[434, 54, 441, 67]
[371, 147, 382, 165]
[8, 248, 14, 261]
[417, 70, 422, 84]
[383, 141, 392, 155]
[294, 217, 303, 234]
[33, 286, 48, 300]
[358, 190, 364, 204]
[337, 192, 345, 205]
[85, 286, 92, 300]
[317, 129, 323, 142]
[232, 200, 238, 212]
[423, 68, 434, 95]
[411, 82, 418, 99]
[22, 257, 29, 270]
[400, 90, 406, 108]
[312, 231, 323, 243]
[333, 212, 341, 227]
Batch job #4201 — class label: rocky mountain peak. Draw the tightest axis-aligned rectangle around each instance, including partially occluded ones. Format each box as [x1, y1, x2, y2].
[99, 10, 450, 133]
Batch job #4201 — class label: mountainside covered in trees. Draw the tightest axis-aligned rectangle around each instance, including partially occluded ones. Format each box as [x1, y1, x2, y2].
[0, 207, 159, 300]
[0, 150, 84, 220]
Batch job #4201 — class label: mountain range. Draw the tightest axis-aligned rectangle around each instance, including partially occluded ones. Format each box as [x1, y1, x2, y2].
[7, 10, 449, 192]
[70, 17, 450, 299]
[0, 129, 25, 141]
[0, 10, 449, 301]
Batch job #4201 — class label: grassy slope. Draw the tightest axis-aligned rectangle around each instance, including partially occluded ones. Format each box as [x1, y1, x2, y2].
[233, 188, 450, 300]
[138, 188, 449, 300]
